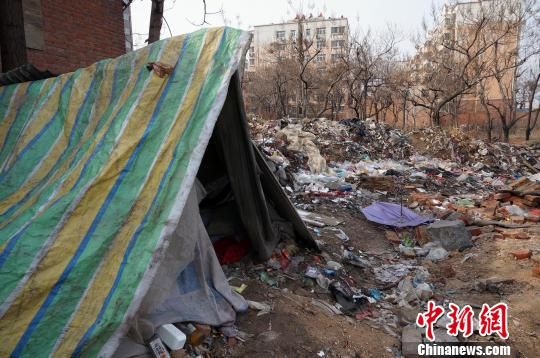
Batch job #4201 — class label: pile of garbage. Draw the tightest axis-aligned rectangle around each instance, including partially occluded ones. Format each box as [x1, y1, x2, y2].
[412, 127, 540, 175]
[250, 117, 413, 171]
[251, 117, 540, 180]
[242, 116, 540, 356]
[250, 117, 540, 214]
[252, 114, 540, 286]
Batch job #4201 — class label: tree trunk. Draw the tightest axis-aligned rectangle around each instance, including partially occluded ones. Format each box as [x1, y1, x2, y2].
[525, 72, 540, 141]
[402, 96, 406, 129]
[503, 126, 510, 143]
[303, 83, 308, 117]
[353, 106, 359, 118]
[0, 0, 27, 72]
[148, 0, 164, 44]
[361, 80, 369, 120]
[433, 111, 441, 127]
[487, 117, 493, 142]
[480, 98, 492, 142]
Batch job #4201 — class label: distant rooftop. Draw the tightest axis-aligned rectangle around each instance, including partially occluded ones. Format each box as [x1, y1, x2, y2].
[254, 14, 348, 28]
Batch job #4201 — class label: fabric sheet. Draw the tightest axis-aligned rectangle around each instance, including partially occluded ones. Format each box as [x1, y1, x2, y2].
[0, 27, 250, 357]
[114, 181, 247, 357]
[361, 202, 433, 228]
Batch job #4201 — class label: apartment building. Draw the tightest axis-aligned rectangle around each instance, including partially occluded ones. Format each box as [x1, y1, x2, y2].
[412, 0, 520, 116]
[246, 14, 349, 71]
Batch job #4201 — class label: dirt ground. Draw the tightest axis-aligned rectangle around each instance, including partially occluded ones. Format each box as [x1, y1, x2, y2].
[210, 204, 540, 357]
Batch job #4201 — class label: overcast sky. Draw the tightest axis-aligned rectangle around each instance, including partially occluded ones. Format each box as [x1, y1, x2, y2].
[130, 0, 444, 54]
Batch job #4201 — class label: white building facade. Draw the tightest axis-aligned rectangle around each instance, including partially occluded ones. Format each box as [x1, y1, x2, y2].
[246, 15, 349, 71]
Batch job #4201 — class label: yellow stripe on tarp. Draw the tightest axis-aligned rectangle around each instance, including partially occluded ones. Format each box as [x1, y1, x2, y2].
[0, 64, 98, 213]
[51, 29, 224, 356]
[0, 39, 181, 355]
[0, 47, 150, 230]
[0, 82, 31, 148]
[2, 76, 70, 171]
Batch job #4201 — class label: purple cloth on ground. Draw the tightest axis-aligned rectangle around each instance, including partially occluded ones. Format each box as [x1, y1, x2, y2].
[361, 202, 433, 228]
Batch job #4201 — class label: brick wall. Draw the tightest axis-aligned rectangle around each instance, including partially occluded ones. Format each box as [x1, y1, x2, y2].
[27, 0, 126, 74]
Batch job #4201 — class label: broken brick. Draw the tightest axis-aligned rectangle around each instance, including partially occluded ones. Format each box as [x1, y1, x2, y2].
[492, 233, 504, 240]
[458, 214, 474, 226]
[468, 226, 482, 236]
[414, 225, 430, 245]
[510, 177, 530, 190]
[510, 216, 526, 224]
[510, 249, 532, 260]
[524, 195, 540, 204]
[503, 231, 529, 240]
[358, 175, 395, 191]
[481, 225, 495, 233]
[514, 232, 530, 240]
[437, 209, 455, 220]
[385, 231, 401, 244]
[532, 267, 540, 278]
[494, 192, 511, 201]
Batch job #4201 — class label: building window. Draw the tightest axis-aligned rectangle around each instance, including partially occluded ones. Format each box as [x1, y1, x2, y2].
[331, 53, 341, 62]
[316, 39, 326, 49]
[305, 28, 311, 37]
[445, 17, 452, 26]
[316, 27, 326, 38]
[290, 30, 296, 39]
[249, 46, 254, 56]
[276, 30, 286, 42]
[315, 53, 326, 63]
[331, 26, 345, 34]
[331, 40, 345, 48]
[277, 44, 286, 51]
[249, 58, 255, 65]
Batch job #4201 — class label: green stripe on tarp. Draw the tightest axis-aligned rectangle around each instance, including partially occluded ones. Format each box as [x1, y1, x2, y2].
[81, 27, 242, 357]
[18, 34, 201, 357]
[0, 43, 164, 306]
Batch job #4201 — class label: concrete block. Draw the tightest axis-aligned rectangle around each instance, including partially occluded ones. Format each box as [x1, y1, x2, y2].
[426, 220, 473, 251]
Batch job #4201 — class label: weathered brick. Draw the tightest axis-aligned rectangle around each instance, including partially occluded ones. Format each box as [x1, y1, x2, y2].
[24, 0, 126, 74]
[510, 249, 532, 260]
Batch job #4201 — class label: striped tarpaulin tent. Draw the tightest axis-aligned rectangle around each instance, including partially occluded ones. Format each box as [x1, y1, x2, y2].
[0, 27, 249, 357]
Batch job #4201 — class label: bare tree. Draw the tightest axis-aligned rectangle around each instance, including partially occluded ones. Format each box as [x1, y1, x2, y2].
[315, 61, 348, 118]
[477, 79, 496, 141]
[243, 41, 297, 119]
[343, 28, 397, 119]
[148, 0, 165, 44]
[523, 59, 540, 140]
[145, 0, 221, 44]
[409, 0, 532, 129]
[479, 0, 539, 141]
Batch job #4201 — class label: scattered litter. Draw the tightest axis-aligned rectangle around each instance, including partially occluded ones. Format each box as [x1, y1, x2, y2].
[231, 283, 248, 294]
[247, 300, 272, 316]
[374, 264, 415, 285]
[260, 272, 278, 287]
[425, 246, 449, 261]
[335, 228, 350, 242]
[297, 209, 343, 227]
